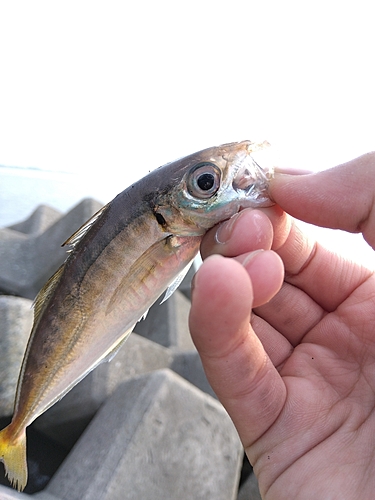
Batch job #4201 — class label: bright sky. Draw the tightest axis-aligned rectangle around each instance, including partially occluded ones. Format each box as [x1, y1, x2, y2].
[0, 1, 374, 266]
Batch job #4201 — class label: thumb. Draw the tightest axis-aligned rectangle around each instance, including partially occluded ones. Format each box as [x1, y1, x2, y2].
[269, 152, 375, 249]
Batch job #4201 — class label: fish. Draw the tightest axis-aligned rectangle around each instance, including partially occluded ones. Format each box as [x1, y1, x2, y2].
[0, 140, 274, 491]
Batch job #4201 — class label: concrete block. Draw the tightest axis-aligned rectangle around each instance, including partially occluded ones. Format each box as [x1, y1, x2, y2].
[0, 486, 60, 500]
[0, 484, 31, 499]
[0, 199, 103, 299]
[171, 350, 216, 399]
[45, 369, 243, 500]
[237, 472, 262, 500]
[32, 491, 59, 500]
[32, 493, 60, 500]
[135, 289, 195, 350]
[0, 296, 33, 417]
[34, 333, 173, 448]
[8, 205, 61, 236]
[176, 262, 196, 300]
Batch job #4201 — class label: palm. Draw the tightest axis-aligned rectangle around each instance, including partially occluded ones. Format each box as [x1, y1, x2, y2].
[258, 278, 375, 498]
[251, 215, 375, 498]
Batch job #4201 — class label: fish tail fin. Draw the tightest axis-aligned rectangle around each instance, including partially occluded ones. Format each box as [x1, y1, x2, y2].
[0, 425, 28, 491]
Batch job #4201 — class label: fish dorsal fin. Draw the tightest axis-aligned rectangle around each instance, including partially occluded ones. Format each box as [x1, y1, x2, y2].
[32, 264, 64, 324]
[62, 204, 108, 248]
[160, 261, 194, 304]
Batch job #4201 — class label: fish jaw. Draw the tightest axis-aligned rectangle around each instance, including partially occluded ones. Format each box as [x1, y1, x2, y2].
[231, 144, 273, 207]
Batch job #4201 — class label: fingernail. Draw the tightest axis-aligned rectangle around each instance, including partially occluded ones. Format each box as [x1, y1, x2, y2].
[241, 249, 264, 267]
[273, 166, 314, 175]
[215, 213, 240, 244]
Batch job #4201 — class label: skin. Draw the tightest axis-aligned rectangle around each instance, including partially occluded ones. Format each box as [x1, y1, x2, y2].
[189, 152, 375, 499]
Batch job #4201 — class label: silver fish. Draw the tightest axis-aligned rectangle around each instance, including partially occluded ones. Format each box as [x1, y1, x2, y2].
[0, 140, 273, 490]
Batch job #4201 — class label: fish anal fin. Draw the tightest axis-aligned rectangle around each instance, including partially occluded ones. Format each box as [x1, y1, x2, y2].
[0, 425, 27, 491]
[62, 204, 108, 248]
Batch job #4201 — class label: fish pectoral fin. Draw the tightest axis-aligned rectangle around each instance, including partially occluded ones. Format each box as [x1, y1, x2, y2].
[106, 235, 200, 316]
[139, 309, 149, 321]
[100, 327, 134, 364]
[160, 260, 194, 304]
[62, 203, 109, 248]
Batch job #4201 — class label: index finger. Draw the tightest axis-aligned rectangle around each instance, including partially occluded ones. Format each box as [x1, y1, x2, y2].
[269, 152, 375, 248]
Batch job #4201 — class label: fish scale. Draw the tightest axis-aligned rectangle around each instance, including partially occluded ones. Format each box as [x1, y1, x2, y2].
[0, 140, 274, 491]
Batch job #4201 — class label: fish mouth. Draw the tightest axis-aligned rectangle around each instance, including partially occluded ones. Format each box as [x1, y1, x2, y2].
[232, 150, 274, 207]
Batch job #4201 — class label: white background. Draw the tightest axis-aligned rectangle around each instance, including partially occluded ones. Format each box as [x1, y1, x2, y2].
[0, 1, 374, 267]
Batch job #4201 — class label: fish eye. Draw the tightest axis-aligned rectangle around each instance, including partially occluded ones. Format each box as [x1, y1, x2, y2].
[187, 162, 221, 199]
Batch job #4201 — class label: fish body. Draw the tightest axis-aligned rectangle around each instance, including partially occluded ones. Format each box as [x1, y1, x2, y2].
[0, 140, 273, 490]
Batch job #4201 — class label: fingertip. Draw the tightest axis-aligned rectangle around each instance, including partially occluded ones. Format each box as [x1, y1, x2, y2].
[191, 254, 253, 312]
[189, 255, 253, 355]
[200, 208, 274, 259]
[239, 250, 284, 307]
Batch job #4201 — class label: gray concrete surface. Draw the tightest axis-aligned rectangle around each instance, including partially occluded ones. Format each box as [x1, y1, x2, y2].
[135, 289, 195, 350]
[46, 370, 243, 500]
[0, 296, 33, 416]
[237, 472, 262, 500]
[0, 199, 103, 299]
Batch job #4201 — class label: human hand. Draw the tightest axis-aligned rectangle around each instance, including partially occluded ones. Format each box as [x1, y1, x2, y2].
[189, 153, 375, 499]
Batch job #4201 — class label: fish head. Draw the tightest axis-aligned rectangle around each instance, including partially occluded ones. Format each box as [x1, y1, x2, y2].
[154, 140, 274, 236]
